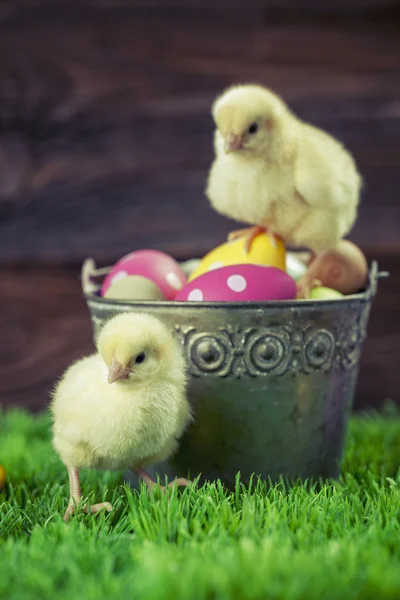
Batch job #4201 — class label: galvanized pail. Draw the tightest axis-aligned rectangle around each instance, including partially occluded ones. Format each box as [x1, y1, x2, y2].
[82, 259, 382, 486]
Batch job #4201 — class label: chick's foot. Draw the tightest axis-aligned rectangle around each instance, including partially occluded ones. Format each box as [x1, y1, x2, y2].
[64, 501, 113, 522]
[63, 466, 112, 522]
[135, 469, 190, 492]
[227, 226, 276, 253]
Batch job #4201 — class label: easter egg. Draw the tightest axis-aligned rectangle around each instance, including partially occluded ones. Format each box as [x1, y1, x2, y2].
[298, 240, 368, 296]
[188, 233, 286, 282]
[102, 250, 186, 300]
[175, 265, 296, 302]
[309, 286, 344, 300]
[286, 252, 308, 281]
[180, 258, 202, 278]
[0, 465, 6, 490]
[103, 275, 166, 301]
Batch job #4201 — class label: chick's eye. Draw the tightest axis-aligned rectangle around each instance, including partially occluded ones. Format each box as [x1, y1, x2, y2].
[248, 122, 258, 135]
[134, 352, 147, 365]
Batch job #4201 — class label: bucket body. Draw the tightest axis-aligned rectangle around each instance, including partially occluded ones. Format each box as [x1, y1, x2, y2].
[84, 261, 380, 486]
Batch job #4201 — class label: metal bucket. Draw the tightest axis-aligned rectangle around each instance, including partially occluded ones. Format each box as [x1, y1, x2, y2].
[82, 259, 383, 486]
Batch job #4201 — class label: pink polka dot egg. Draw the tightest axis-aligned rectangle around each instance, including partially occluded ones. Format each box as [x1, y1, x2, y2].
[175, 264, 296, 302]
[101, 249, 186, 300]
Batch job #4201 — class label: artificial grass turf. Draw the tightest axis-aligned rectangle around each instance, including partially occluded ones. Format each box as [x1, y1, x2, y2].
[0, 406, 399, 600]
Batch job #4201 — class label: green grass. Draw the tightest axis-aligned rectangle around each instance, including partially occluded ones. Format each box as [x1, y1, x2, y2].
[0, 405, 399, 600]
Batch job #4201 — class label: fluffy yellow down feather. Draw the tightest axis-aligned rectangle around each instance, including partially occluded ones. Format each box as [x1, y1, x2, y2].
[206, 84, 361, 254]
[51, 312, 192, 521]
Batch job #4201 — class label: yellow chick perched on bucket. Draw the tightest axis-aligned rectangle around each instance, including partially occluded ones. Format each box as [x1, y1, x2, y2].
[188, 231, 286, 282]
[51, 312, 193, 522]
[206, 84, 362, 256]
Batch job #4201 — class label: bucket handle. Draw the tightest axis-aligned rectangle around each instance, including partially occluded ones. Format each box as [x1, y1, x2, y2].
[81, 258, 110, 295]
[369, 261, 389, 297]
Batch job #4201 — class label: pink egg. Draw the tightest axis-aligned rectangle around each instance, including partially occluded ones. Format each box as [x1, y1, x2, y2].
[175, 265, 296, 302]
[101, 250, 186, 300]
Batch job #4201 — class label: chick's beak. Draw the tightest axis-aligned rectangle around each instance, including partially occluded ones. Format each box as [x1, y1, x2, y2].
[108, 356, 132, 384]
[224, 132, 244, 154]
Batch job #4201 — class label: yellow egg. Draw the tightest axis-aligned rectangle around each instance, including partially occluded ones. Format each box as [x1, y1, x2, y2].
[188, 234, 286, 282]
[0, 465, 6, 490]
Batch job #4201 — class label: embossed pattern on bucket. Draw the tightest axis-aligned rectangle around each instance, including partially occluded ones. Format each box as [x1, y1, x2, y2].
[82, 260, 382, 487]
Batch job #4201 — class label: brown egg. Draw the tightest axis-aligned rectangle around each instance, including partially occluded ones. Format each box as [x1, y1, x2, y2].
[297, 240, 368, 297]
[103, 274, 166, 301]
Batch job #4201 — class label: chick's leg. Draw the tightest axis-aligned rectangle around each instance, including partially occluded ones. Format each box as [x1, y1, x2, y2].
[135, 468, 190, 492]
[64, 466, 82, 522]
[227, 226, 276, 253]
[296, 252, 320, 299]
[64, 466, 112, 522]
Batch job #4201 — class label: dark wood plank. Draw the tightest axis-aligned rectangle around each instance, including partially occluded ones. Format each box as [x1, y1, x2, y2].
[2, 1, 399, 21]
[0, 256, 398, 412]
[0, 11, 399, 262]
[0, 266, 93, 410]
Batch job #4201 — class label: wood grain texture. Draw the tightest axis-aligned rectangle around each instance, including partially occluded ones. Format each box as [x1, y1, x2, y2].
[0, 266, 93, 410]
[1, 1, 399, 19]
[0, 257, 398, 412]
[0, 8, 399, 262]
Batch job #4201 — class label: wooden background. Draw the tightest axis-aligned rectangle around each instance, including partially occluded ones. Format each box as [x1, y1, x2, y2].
[0, 1, 399, 411]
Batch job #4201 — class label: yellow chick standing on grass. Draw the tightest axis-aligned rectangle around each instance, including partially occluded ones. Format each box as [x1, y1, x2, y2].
[206, 84, 362, 257]
[51, 313, 192, 522]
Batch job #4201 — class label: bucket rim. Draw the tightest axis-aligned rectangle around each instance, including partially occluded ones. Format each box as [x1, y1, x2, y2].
[81, 259, 384, 310]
